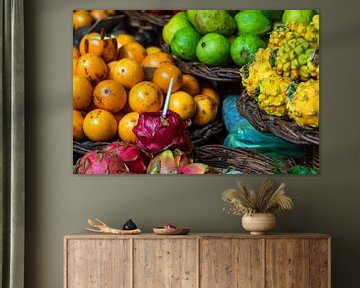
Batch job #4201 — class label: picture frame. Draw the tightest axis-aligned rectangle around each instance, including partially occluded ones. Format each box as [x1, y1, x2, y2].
[72, 9, 320, 175]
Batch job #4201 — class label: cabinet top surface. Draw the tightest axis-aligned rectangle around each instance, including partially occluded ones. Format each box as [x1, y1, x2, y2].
[64, 232, 330, 240]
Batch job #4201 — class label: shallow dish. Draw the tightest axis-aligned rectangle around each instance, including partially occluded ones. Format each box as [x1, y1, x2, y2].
[153, 227, 190, 235]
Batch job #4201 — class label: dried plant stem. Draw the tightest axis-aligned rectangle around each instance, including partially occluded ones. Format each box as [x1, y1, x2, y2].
[86, 218, 142, 235]
[222, 179, 294, 216]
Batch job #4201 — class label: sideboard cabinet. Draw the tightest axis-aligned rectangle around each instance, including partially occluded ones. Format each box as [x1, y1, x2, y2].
[64, 233, 330, 288]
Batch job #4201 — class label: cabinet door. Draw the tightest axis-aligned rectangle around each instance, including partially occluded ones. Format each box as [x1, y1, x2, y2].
[200, 239, 264, 288]
[133, 239, 198, 288]
[65, 239, 131, 288]
[309, 239, 330, 288]
[265, 239, 317, 288]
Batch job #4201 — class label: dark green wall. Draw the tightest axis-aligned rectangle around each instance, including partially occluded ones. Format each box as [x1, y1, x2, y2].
[25, 0, 360, 287]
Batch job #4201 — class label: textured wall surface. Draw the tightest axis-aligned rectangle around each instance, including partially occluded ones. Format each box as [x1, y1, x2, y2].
[24, 0, 360, 287]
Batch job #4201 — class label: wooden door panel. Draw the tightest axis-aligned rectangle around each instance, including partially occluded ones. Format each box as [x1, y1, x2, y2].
[133, 239, 198, 288]
[309, 239, 330, 288]
[66, 239, 131, 288]
[200, 239, 264, 288]
[265, 239, 310, 288]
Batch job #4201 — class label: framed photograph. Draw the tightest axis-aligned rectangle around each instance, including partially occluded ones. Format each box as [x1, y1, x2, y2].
[72, 10, 319, 175]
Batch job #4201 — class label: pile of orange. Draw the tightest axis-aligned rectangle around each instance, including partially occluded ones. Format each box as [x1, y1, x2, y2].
[73, 31, 220, 143]
[73, 10, 116, 30]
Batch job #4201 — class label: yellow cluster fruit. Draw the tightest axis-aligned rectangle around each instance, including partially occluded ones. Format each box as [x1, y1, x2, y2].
[268, 27, 302, 50]
[241, 51, 277, 98]
[242, 15, 320, 128]
[287, 79, 319, 127]
[288, 15, 319, 48]
[257, 76, 292, 117]
[272, 38, 319, 81]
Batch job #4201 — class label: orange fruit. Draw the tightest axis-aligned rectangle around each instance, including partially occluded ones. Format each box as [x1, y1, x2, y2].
[193, 95, 218, 126]
[113, 58, 144, 89]
[118, 42, 147, 63]
[83, 109, 117, 142]
[106, 61, 118, 80]
[169, 91, 196, 120]
[181, 74, 200, 96]
[73, 75, 93, 110]
[73, 47, 80, 58]
[152, 64, 183, 93]
[90, 10, 109, 21]
[201, 87, 220, 106]
[146, 46, 162, 54]
[73, 58, 78, 75]
[93, 80, 127, 113]
[73, 110, 85, 140]
[118, 112, 139, 143]
[141, 52, 173, 68]
[79, 33, 117, 62]
[116, 34, 136, 49]
[77, 53, 108, 85]
[129, 81, 164, 112]
[73, 10, 93, 30]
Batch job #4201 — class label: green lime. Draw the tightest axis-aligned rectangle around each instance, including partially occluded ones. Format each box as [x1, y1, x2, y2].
[163, 13, 192, 45]
[193, 10, 236, 36]
[282, 10, 315, 25]
[196, 33, 230, 66]
[230, 34, 266, 66]
[173, 11, 188, 21]
[171, 27, 201, 61]
[234, 10, 272, 36]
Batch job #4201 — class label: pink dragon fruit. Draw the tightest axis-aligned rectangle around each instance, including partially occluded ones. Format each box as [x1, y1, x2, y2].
[104, 142, 148, 174]
[75, 150, 129, 174]
[147, 149, 192, 174]
[132, 110, 191, 154]
[177, 163, 215, 174]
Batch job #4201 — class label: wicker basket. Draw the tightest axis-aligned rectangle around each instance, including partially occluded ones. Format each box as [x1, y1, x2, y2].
[160, 43, 241, 82]
[73, 141, 296, 174]
[123, 10, 172, 26]
[237, 90, 319, 145]
[194, 144, 296, 174]
[73, 117, 225, 156]
[189, 117, 224, 146]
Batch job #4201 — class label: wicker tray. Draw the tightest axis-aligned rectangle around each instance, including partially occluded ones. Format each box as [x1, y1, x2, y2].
[237, 90, 319, 145]
[123, 10, 172, 26]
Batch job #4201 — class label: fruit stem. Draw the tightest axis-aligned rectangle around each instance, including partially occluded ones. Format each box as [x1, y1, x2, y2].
[162, 77, 174, 118]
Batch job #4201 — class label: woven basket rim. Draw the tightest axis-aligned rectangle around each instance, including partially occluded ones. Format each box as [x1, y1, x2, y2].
[195, 144, 279, 174]
[160, 42, 241, 82]
[237, 90, 319, 146]
[73, 142, 318, 174]
[73, 117, 225, 156]
[122, 10, 172, 26]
